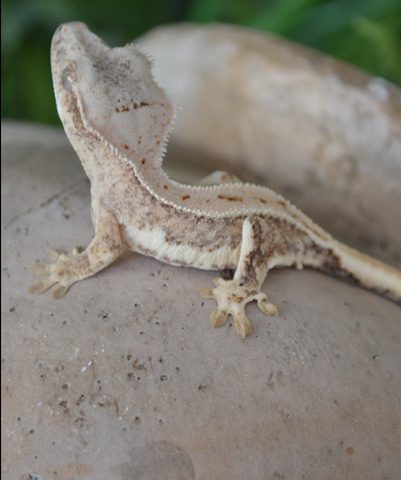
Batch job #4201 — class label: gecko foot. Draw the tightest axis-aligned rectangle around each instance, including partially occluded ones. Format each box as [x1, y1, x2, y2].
[29, 247, 82, 299]
[198, 277, 278, 338]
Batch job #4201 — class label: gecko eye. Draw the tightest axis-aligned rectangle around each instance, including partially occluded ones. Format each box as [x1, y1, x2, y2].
[61, 61, 78, 92]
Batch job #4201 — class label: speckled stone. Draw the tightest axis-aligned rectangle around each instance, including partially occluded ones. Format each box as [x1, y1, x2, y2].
[1, 117, 400, 480]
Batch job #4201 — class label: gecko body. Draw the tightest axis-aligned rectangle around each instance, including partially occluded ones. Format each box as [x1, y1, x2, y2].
[30, 22, 401, 337]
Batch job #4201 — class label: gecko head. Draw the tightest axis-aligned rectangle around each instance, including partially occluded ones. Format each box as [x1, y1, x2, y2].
[51, 22, 110, 122]
[51, 22, 175, 164]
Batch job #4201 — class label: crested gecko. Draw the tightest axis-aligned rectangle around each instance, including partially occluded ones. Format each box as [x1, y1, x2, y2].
[29, 22, 401, 338]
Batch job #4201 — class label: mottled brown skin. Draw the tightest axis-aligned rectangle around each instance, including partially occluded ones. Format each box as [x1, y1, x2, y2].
[30, 23, 401, 338]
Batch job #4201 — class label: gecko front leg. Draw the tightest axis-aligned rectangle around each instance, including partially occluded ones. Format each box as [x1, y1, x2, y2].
[29, 210, 123, 299]
[198, 216, 278, 338]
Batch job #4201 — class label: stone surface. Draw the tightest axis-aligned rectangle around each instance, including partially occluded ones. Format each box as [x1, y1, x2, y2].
[2, 120, 401, 480]
[139, 24, 401, 269]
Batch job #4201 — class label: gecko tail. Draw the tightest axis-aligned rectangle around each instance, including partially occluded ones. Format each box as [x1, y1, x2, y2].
[319, 243, 401, 304]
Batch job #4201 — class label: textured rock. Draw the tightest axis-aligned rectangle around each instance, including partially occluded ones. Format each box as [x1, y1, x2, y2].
[2, 120, 401, 480]
[139, 24, 401, 269]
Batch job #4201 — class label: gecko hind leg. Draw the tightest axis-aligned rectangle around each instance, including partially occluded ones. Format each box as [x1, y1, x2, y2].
[198, 216, 278, 338]
[29, 211, 123, 299]
[196, 170, 242, 186]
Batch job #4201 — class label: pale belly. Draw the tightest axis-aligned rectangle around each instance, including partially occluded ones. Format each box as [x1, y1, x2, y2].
[120, 222, 240, 271]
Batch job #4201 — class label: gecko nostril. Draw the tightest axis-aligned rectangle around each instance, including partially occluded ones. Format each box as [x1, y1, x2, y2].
[61, 62, 78, 92]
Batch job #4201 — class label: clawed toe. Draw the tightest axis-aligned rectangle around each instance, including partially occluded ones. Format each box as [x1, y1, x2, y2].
[49, 247, 80, 261]
[52, 284, 70, 299]
[232, 310, 253, 338]
[31, 263, 53, 276]
[197, 287, 215, 299]
[256, 294, 278, 316]
[210, 308, 228, 328]
[212, 277, 225, 287]
[49, 249, 65, 261]
[28, 278, 58, 295]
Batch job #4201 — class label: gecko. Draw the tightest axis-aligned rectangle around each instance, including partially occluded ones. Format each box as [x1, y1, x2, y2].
[29, 22, 401, 338]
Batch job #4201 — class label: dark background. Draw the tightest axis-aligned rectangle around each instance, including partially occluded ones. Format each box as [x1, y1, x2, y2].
[2, 0, 401, 125]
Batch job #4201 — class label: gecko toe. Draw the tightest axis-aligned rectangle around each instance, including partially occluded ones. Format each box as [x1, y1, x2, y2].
[49, 249, 65, 261]
[212, 277, 225, 287]
[52, 284, 70, 299]
[28, 278, 58, 295]
[233, 310, 253, 339]
[210, 308, 228, 328]
[31, 263, 53, 276]
[197, 287, 215, 299]
[260, 302, 278, 316]
[50, 246, 81, 261]
[257, 295, 278, 316]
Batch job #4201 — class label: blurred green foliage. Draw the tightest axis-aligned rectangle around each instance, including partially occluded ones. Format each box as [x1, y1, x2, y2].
[2, 0, 401, 125]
